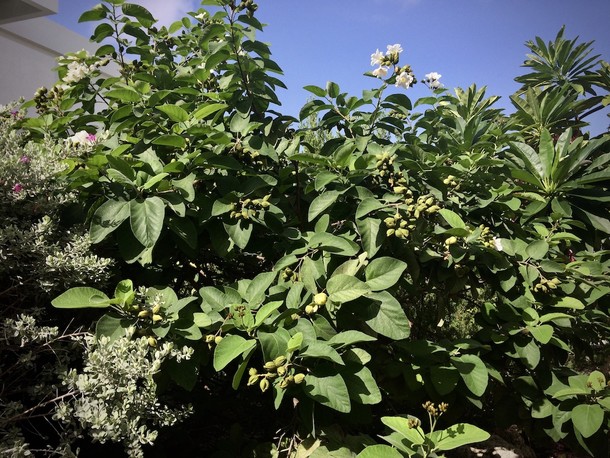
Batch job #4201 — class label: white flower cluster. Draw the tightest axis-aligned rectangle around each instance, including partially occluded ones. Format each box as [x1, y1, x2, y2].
[424, 71, 442, 89]
[63, 61, 94, 84]
[67, 129, 107, 147]
[370, 43, 403, 80]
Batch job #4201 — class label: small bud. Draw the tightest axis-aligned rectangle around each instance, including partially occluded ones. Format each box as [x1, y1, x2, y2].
[445, 236, 458, 246]
[277, 366, 287, 376]
[138, 310, 150, 318]
[248, 367, 258, 376]
[294, 373, 305, 384]
[152, 303, 161, 314]
[264, 361, 277, 371]
[147, 336, 157, 347]
[214, 335, 223, 344]
[274, 356, 287, 366]
[305, 304, 315, 315]
[259, 378, 270, 392]
[247, 374, 259, 386]
[152, 314, 163, 323]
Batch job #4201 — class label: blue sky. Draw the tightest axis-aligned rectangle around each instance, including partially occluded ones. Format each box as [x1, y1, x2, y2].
[51, 0, 610, 134]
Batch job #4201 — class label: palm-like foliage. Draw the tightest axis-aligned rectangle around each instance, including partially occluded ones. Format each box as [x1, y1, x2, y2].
[508, 128, 610, 234]
[515, 26, 601, 95]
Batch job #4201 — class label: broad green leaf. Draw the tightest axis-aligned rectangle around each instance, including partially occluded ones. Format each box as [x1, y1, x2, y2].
[224, 221, 253, 249]
[105, 88, 141, 102]
[229, 112, 250, 134]
[356, 197, 385, 219]
[554, 297, 585, 310]
[304, 372, 351, 412]
[303, 85, 327, 97]
[130, 197, 165, 247]
[193, 312, 212, 327]
[451, 354, 488, 397]
[213, 335, 256, 371]
[365, 257, 407, 291]
[327, 331, 376, 349]
[357, 445, 402, 458]
[308, 190, 342, 222]
[363, 292, 410, 340]
[327, 274, 370, 303]
[381, 416, 425, 445]
[121, 3, 156, 27]
[152, 134, 186, 148]
[433, 423, 491, 451]
[52, 287, 111, 309]
[300, 341, 344, 365]
[310, 232, 359, 257]
[357, 217, 384, 257]
[343, 365, 381, 404]
[193, 102, 227, 120]
[430, 366, 460, 395]
[254, 301, 282, 327]
[287, 332, 303, 352]
[438, 208, 466, 229]
[141, 172, 169, 190]
[526, 240, 549, 260]
[157, 104, 189, 123]
[95, 314, 127, 341]
[571, 404, 604, 438]
[258, 329, 291, 361]
[246, 271, 276, 304]
[90, 199, 130, 243]
[528, 324, 554, 344]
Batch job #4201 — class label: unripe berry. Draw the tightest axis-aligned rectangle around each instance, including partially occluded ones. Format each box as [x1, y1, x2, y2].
[313, 292, 328, 306]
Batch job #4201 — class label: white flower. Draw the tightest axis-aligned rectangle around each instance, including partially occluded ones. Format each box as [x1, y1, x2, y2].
[68, 130, 100, 146]
[493, 237, 503, 252]
[386, 44, 403, 55]
[372, 66, 389, 78]
[395, 72, 414, 89]
[195, 12, 207, 21]
[425, 72, 442, 89]
[63, 61, 91, 84]
[370, 49, 384, 66]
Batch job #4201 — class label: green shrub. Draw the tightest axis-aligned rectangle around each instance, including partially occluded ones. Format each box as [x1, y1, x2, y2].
[12, 0, 610, 455]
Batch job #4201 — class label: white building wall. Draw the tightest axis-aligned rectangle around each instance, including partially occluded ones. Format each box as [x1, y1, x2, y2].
[0, 15, 98, 104]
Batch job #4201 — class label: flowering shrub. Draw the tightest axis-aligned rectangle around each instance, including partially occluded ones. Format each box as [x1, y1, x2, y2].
[12, 0, 610, 455]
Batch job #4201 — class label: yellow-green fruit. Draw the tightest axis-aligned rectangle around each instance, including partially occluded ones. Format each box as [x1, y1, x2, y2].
[313, 292, 328, 306]
[259, 378, 270, 392]
[205, 334, 215, 343]
[247, 375, 258, 386]
[445, 236, 458, 246]
[393, 186, 407, 194]
[386, 228, 396, 237]
[274, 356, 287, 366]
[277, 366, 287, 376]
[294, 373, 306, 384]
[305, 304, 315, 315]
[279, 378, 289, 389]
[248, 367, 258, 376]
[151, 303, 161, 314]
[138, 310, 150, 318]
[214, 335, 223, 344]
[264, 361, 277, 371]
[384, 217, 396, 227]
[152, 314, 163, 323]
[147, 336, 157, 347]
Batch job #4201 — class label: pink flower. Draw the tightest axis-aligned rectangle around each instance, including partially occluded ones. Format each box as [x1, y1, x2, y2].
[19, 155, 30, 164]
[12, 183, 23, 193]
[86, 133, 97, 143]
